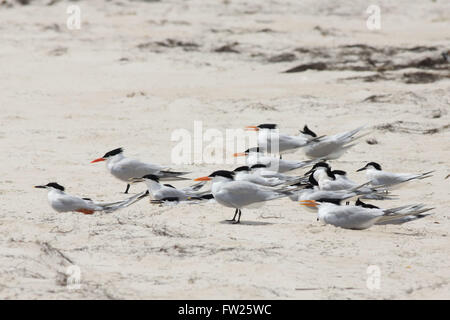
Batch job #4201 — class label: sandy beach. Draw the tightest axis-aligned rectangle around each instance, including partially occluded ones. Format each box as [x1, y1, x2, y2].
[0, 0, 449, 299]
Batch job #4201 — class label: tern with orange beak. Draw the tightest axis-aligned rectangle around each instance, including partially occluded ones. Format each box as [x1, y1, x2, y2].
[195, 170, 297, 224]
[91, 147, 189, 194]
[299, 199, 433, 230]
[35, 182, 148, 214]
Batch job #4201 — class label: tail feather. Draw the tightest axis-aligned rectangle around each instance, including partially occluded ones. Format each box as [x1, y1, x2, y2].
[376, 213, 431, 225]
[408, 170, 434, 181]
[334, 125, 366, 142]
[381, 204, 434, 222]
[159, 170, 190, 181]
[100, 190, 150, 212]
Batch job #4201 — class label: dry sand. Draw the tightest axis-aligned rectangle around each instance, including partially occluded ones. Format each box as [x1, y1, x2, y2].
[0, 0, 449, 299]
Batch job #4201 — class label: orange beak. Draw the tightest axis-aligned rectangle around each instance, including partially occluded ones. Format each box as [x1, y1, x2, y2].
[194, 176, 211, 181]
[91, 158, 106, 163]
[245, 126, 259, 131]
[299, 200, 319, 208]
[233, 152, 247, 157]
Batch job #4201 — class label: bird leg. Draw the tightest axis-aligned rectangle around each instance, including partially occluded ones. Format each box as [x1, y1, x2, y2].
[227, 208, 238, 222]
[124, 184, 131, 194]
[232, 209, 242, 224]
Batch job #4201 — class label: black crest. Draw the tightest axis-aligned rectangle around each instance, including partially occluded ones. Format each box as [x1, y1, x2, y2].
[163, 184, 175, 189]
[250, 164, 267, 169]
[208, 170, 235, 180]
[234, 166, 250, 172]
[103, 147, 123, 158]
[142, 174, 160, 182]
[316, 198, 341, 205]
[301, 125, 317, 137]
[355, 198, 380, 209]
[312, 161, 329, 170]
[257, 124, 277, 129]
[46, 182, 65, 191]
[366, 162, 382, 170]
[332, 170, 347, 176]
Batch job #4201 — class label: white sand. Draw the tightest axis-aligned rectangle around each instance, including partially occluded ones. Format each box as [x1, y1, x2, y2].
[0, 0, 449, 299]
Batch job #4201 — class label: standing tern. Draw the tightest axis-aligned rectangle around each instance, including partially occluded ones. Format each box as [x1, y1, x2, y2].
[35, 182, 148, 214]
[194, 170, 298, 224]
[356, 162, 434, 187]
[299, 199, 433, 230]
[91, 147, 189, 194]
[233, 147, 316, 173]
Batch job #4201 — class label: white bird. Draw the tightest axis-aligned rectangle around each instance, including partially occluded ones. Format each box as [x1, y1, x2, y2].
[233, 147, 316, 173]
[289, 185, 360, 202]
[250, 164, 306, 184]
[233, 166, 288, 187]
[129, 174, 209, 203]
[299, 199, 433, 230]
[194, 170, 297, 224]
[356, 162, 434, 188]
[35, 182, 148, 214]
[245, 123, 313, 154]
[305, 162, 391, 200]
[91, 147, 189, 194]
[299, 125, 366, 160]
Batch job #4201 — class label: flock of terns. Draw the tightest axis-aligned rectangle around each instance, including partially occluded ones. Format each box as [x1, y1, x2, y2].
[35, 124, 434, 230]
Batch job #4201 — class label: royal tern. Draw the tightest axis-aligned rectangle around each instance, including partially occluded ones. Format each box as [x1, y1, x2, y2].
[299, 199, 433, 230]
[289, 184, 360, 202]
[91, 147, 189, 193]
[194, 170, 297, 224]
[300, 125, 366, 159]
[356, 162, 434, 187]
[129, 174, 208, 202]
[250, 164, 306, 184]
[305, 162, 390, 199]
[245, 123, 313, 154]
[233, 147, 316, 173]
[35, 182, 148, 214]
[233, 166, 288, 187]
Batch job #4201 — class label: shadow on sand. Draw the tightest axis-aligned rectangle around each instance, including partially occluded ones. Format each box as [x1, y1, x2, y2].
[219, 220, 273, 226]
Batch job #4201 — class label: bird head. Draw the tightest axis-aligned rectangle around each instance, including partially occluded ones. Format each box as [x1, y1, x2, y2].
[91, 147, 124, 163]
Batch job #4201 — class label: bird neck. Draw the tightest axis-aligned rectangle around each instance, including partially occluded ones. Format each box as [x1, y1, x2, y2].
[144, 180, 162, 193]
